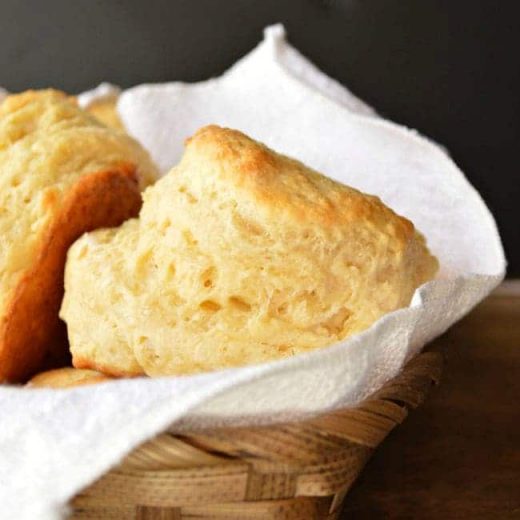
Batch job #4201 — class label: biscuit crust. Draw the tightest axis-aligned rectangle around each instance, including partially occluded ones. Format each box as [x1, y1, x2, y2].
[0, 167, 141, 382]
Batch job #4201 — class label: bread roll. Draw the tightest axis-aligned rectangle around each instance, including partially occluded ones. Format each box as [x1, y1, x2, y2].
[0, 89, 159, 382]
[28, 367, 111, 388]
[61, 125, 438, 377]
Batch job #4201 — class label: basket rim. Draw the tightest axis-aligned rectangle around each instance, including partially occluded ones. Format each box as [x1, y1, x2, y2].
[73, 351, 442, 518]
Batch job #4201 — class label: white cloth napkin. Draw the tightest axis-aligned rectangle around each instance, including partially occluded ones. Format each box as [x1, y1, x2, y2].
[0, 25, 505, 520]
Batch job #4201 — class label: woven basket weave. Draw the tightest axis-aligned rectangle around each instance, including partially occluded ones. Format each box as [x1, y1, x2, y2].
[71, 351, 442, 519]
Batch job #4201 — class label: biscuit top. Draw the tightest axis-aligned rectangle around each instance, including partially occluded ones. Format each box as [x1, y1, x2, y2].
[180, 126, 413, 236]
[0, 90, 81, 141]
[0, 89, 158, 188]
[142, 126, 435, 291]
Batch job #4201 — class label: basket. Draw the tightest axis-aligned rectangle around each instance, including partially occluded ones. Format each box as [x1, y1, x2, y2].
[71, 351, 442, 519]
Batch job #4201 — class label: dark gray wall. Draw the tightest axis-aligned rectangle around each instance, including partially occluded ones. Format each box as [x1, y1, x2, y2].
[1, 0, 518, 275]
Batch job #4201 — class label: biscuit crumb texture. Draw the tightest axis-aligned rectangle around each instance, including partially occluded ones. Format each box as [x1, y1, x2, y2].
[61, 125, 438, 376]
[0, 90, 159, 381]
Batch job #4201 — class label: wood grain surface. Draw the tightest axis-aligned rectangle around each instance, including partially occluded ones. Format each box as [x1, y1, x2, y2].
[341, 281, 520, 519]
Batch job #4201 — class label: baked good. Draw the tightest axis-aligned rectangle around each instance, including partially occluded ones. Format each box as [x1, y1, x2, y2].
[61, 125, 438, 377]
[0, 89, 159, 382]
[86, 97, 124, 130]
[28, 367, 111, 388]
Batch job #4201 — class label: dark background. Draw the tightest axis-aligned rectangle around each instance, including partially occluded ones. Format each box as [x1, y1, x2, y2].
[1, 0, 518, 275]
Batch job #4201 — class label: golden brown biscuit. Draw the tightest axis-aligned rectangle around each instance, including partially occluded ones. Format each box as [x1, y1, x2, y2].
[28, 367, 112, 388]
[61, 125, 438, 377]
[0, 90, 159, 382]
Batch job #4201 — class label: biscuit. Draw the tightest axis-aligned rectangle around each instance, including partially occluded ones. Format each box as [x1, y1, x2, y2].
[86, 97, 124, 130]
[0, 90, 159, 382]
[61, 125, 438, 377]
[27, 367, 112, 388]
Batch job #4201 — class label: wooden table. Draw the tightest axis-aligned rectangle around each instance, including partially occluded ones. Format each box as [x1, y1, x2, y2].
[341, 281, 520, 519]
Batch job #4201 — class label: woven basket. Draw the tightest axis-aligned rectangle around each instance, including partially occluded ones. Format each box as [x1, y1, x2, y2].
[71, 351, 442, 519]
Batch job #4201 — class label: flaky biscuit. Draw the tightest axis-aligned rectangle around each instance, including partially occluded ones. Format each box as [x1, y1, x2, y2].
[61, 125, 438, 377]
[0, 90, 159, 382]
[27, 367, 112, 388]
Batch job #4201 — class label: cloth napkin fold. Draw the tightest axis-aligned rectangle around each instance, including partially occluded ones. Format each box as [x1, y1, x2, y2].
[0, 25, 505, 520]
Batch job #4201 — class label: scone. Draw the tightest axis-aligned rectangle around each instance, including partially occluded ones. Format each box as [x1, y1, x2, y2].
[61, 125, 438, 377]
[28, 367, 112, 388]
[0, 89, 159, 382]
